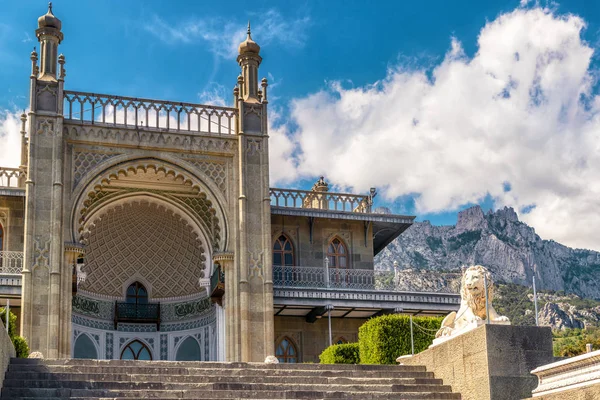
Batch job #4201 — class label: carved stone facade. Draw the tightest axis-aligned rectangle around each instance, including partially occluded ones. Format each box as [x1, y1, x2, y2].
[0, 5, 426, 365]
[15, 5, 273, 362]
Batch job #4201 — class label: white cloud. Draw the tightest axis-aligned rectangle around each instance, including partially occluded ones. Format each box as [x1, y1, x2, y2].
[143, 9, 310, 59]
[198, 82, 229, 107]
[0, 110, 23, 169]
[270, 7, 600, 251]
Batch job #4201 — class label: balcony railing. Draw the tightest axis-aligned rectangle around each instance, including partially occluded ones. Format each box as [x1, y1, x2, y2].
[270, 188, 373, 213]
[0, 168, 25, 189]
[273, 265, 458, 293]
[63, 91, 238, 135]
[114, 302, 160, 329]
[0, 251, 23, 274]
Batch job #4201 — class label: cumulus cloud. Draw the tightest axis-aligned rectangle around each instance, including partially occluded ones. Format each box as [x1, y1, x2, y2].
[0, 110, 23, 168]
[144, 9, 310, 59]
[270, 7, 600, 251]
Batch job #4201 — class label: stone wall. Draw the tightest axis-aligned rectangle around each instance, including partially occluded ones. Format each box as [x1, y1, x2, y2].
[271, 215, 374, 270]
[274, 316, 366, 362]
[0, 195, 25, 252]
[0, 319, 15, 389]
[401, 324, 554, 400]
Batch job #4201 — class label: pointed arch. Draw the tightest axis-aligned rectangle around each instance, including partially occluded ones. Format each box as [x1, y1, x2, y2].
[175, 336, 201, 361]
[275, 336, 299, 363]
[73, 333, 99, 359]
[334, 336, 349, 345]
[273, 233, 295, 267]
[120, 339, 153, 360]
[327, 236, 349, 269]
[125, 281, 149, 304]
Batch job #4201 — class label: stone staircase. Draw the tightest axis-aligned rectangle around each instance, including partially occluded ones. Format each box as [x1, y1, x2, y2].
[1, 358, 461, 399]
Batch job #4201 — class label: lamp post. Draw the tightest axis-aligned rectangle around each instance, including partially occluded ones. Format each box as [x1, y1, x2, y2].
[326, 304, 334, 347]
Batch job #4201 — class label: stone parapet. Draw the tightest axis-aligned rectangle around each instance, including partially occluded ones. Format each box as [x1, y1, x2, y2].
[529, 348, 600, 398]
[400, 324, 554, 400]
[0, 319, 16, 389]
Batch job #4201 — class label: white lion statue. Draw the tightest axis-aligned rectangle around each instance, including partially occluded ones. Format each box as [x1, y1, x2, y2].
[434, 265, 510, 343]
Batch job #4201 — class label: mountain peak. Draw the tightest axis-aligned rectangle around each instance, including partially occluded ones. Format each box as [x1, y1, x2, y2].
[494, 206, 519, 222]
[456, 205, 486, 232]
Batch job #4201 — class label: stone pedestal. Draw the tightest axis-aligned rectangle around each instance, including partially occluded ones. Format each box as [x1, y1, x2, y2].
[400, 324, 554, 400]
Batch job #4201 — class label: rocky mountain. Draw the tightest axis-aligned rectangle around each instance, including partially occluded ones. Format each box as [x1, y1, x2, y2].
[375, 205, 600, 300]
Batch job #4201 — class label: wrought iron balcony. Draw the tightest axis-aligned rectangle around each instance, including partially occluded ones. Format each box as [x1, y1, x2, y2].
[0, 251, 24, 274]
[63, 91, 238, 135]
[210, 264, 225, 305]
[273, 265, 457, 294]
[270, 188, 373, 213]
[114, 302, 160, 329]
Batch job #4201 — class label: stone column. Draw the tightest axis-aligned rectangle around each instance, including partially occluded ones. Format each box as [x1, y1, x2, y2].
[21, 6, 68, 358]
[62, 244, 84, 358]
[213, 252, 237, 361]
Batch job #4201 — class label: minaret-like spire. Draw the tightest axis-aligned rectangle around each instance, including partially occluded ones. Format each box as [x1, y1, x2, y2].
[36, 2, 63, 81]
[237, 21, 262, 103]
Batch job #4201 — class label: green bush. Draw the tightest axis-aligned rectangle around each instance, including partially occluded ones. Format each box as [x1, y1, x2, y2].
[0, 308, 29, 358]
[319, 343, 360, 364]
[12, 336, 29, 358]
[0, 307, 17, 338]
[359, 315, 443, 364]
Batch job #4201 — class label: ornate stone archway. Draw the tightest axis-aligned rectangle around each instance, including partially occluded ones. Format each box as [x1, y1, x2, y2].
[71, 159, 229, 253]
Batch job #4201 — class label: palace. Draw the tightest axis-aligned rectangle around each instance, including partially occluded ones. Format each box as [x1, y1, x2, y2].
[0, 5, 459, 362]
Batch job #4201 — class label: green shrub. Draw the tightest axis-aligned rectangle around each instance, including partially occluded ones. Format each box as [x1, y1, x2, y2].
[12, 336, 29, 358]
[0, 308, 29, 358]
[359, 315, 443, 364]
[0, 308, 17, 338]
[319, 343, 360, 364]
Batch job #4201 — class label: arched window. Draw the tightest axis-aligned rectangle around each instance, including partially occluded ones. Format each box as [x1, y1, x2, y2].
[273, 234, 294, 266]
[73, 334, 98, 359]
[327, 237, 348, 269]
[175, 336, 201, 361]
[335, 336, 348, 345]
[126, 282, 148, 304]
[120, 340, 152, 360]
[275, 336, 298, 363]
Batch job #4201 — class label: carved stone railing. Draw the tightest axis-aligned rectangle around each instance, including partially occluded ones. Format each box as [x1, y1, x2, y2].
[0, 251, 23, 274]
[0, 167, 25, 188]
[273, 265, 457, 293]
[63, 91, 238, 135]
[270, 188, 373, 213]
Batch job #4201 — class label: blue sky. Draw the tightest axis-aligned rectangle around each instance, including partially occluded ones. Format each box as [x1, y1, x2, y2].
[1, 1, 600, 249]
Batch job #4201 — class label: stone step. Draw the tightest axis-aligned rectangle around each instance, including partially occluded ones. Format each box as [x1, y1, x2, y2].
[3, 374, 443, 386]
[0, 387, 462, 399]
[9, 358, 411, 371]
[7, 365, 432, 379]
[1, 359, 461, 400]
[2, 379, 453, 393]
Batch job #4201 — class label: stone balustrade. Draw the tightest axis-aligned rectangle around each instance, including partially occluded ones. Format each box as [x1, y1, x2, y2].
[63, 91, 238, 135]
[270, 188, 373, 213]
[0, 168, 24, 188]
[0, 251, 23, 274]
[530, 348, 600, 398]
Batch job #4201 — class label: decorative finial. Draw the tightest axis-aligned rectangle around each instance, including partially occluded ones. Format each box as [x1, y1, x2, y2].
[247, 20, 252, 39]
[48, 2, 53, 13]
